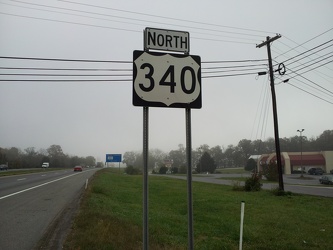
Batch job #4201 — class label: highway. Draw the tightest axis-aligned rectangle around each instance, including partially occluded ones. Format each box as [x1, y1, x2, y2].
[0, 168, 99, 250]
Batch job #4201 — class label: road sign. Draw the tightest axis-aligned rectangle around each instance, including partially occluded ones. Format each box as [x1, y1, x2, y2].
[133, 50, 201, 109]
[106, 154, 122, 163]
[144, 27, 189, 53]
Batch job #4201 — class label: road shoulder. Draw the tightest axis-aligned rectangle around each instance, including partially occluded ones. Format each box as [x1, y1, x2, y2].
[34, 186, 83, 250]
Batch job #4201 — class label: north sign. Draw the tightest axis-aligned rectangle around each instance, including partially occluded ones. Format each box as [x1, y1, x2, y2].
[133, 50, 201, 109]
[144, 27, 189, 53]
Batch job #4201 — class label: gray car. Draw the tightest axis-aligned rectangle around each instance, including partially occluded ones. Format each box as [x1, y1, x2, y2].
[308, 167, 324, 175]
[0, 164, 8, 171]
[319, 175, 333, 185]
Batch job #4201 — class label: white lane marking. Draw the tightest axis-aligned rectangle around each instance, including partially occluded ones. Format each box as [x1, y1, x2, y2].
[0, 170, 94, 200]
[41, 174, 46, 177]
[17, 178, 27, 181]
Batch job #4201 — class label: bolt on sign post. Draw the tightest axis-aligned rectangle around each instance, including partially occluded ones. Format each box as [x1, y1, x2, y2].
[133, 27, 201, 250]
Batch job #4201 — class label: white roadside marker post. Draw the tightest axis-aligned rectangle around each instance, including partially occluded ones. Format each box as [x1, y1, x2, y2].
[239, 201, 245, 250]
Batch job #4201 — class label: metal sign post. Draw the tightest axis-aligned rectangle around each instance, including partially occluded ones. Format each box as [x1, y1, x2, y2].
[133, 27, 201, 250]
[186, 108, 194, 249]
[143, 106, 149, 250]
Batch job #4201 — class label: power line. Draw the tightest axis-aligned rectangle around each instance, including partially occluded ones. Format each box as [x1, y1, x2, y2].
[202, 72, 258, 78]
[291, 77, 333, 98]
[191, 36, 254, 45]
[279, 59, 333, 86]
[203, 59, 266, 63]
[0, 11, 259, 46]
[0, 55, 266, 66]
[277, 62, 333, 100]
[0, 79, 131, 82]
[285, 82, 333, 105]
[282, 71, 333, 98]
[202, 67, 267, 74]
[0, 56, 131, 63]
[272, 44, 333, 85]
[278, 39, 333, 66]
[0, 73, 132, 77]
[3, 1, 264, 42]
[58, 0, 275, 35]
[0, 66, 131, 71]
[292, 58, 333, 76]
[274, 27, 333, 60]
[285, 44, 333, 68]
[0, 12, 142, 33]
[288, 53, 333, 73]
[202, 63, 266, 70]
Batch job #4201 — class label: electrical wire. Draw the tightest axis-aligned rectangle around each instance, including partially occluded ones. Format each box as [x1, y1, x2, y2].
[285, 45, 333, 68]
[0, 56, 267, 67]
[251, 75, 269, 141]
[285, 82, 333, 105]
[0, 73, 132, 77]
[274, 27, 333, 60]
[272, 50, 333, 85]
[202, 72, 258, 78]
[2, 1, 264, 43]
[0, 10, 258, 45]
[0, 56, 131, 63]
[278, 39, 333, 66]
[0, 66, 131, 71]
[0, 79, 132, 82]
[287, 53, 333, 74]
[58, 0, 275, 35]
[0, 12, 142, 33]
[292, 58, 333, 76]
[202, 67, 267, 74]
[202, 64, 266, 70]
[277, 60, 333, 96]
[291, 77, 333, 99]
[203, 59, 267, 63]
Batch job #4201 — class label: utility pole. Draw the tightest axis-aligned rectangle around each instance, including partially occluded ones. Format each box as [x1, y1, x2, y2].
[297, 129, 305, 178]
[257, 35, 284, 191]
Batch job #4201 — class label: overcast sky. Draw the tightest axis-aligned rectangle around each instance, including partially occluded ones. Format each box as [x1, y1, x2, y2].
[1, 0, 332, 162]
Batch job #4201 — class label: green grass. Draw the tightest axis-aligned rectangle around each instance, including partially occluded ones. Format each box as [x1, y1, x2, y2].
[218, 176, 277, 184]
[64, 169, 333, 250]
[0, 168, 67, 177]
[215, 168, 248, 174]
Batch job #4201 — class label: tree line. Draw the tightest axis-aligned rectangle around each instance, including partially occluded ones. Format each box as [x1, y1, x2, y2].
[123, 130, 333, 172]
[1, 130, 332, 171]
[0, 144, 97, 169]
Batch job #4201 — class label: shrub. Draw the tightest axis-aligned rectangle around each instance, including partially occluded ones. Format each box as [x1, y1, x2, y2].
[124, 165, 141, 175]
[178, 165, 187, 174]
[262, 162, 279, 181]
[196, 152, 216, 173]
[171, 166, 178, 174]
[159, 166, 168, 174]
[244, 172, 262, 191]
[245, 158, 257, 171]
[271, 187, 294, 196]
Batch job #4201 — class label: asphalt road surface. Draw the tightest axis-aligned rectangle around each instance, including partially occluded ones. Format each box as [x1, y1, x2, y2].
[162, 173, 333, 198]
[0, 168, 99, 250]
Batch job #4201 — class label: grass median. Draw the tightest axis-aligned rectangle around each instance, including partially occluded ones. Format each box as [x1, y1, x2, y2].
[0, 168, 67, 177]
[64, 168, 333, 250]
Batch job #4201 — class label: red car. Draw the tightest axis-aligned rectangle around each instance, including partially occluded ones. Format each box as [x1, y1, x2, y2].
[74, 166, 83, 172]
